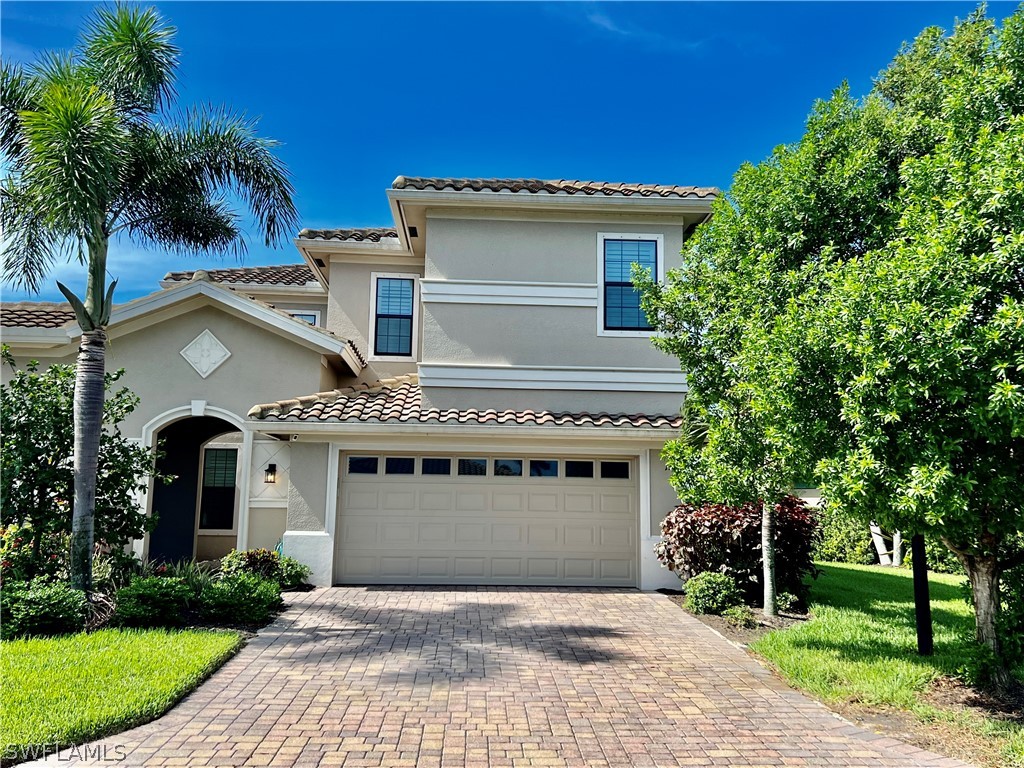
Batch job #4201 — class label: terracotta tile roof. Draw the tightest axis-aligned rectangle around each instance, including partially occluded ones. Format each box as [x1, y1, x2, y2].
[1, 302, 77, 328]
[248, 374, 682, 430]
[162, 264, 316, 286]
[392, 176, 719, 199]
[297, 227, 400, 242]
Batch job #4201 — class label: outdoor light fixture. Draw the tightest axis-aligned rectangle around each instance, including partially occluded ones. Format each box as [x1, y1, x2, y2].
[264, 463, 277, 484]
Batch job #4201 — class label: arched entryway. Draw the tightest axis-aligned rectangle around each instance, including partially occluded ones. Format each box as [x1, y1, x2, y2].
[148, 415, 243, 562]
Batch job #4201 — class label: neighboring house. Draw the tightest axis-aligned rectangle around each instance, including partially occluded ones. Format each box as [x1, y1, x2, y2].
[1, 176, 718, 589]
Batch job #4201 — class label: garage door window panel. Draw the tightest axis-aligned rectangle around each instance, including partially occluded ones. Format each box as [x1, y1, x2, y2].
[493, 458, 523, 477]
[422, 458, 452, 475]
[385, 457, 415, 475]
[565, 460, 595, 478]
[529, 459, 559, 478]
[458, 458, 488, 476]
[348, 456, 379, 475]
[600, 461, 630, 479]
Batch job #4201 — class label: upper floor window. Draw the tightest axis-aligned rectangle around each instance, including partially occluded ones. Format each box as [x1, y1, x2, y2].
[369, 273, 418, 358]
[598, 233, 664, 337]
[287, 310, 320, 326]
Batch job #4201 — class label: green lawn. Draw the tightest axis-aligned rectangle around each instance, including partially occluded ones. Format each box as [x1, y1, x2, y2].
[1, 628, 241, 761]
[752, 562, 1024, 766]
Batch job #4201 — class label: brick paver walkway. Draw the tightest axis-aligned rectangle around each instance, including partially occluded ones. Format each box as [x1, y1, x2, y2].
[35, 588, 969, 767]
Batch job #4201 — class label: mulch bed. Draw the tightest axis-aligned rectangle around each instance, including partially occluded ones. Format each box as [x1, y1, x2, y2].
[658, 589, 808, 645]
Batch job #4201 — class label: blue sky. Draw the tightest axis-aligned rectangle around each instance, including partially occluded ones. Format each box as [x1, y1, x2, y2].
[2, 1, 1017, 302]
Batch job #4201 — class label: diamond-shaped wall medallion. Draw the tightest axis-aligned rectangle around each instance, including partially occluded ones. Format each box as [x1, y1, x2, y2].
[180, 329, 231, 378]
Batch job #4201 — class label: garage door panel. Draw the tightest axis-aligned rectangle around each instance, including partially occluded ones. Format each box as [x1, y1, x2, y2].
[454, 557, 486, 578]
[492, 492, 523, 511]
[564, 493, 595, 513]
[335, 453, 637, 586]
[455, 523, 487, 543]
[456, 491, 487, 510]
[491, 523, 523, 545]
[383, 490, 415, 510]
[420, 491, 452, 510]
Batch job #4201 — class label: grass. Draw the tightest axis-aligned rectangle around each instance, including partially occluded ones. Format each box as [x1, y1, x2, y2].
[752, 562, 1024, 767]
[0, 628, 241, 762]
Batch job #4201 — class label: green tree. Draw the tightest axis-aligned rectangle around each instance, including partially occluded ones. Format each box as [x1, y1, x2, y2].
[1, 347, 167, 576]
[810, 12, 1024, 687]
[0, 5, 297, 592]
[642, 7, 1024, 685]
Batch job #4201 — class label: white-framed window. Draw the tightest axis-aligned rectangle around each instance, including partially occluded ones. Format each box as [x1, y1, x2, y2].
[367, 272, 419, 360]
[196, 443, 240, 534]
[597, 232, 664, 337]
[287, 309, 321, 326]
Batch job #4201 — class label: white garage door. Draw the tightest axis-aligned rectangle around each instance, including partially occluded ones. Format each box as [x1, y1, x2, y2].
[334, 453, 638, 586]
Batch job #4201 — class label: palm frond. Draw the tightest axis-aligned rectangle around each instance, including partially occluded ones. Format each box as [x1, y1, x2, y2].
[19, 73, 127, 237]
[81, 3, 179, 116]
[0, 61, 39, 162]
[0, 180, 76, 293]
[162, 107, 298, 247]
[123, 192, 243, 256]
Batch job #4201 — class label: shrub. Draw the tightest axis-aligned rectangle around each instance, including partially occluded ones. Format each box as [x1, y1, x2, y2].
[279, 556, 311, 590]
[684, 572, 742, 615]
[656, 495, 818, 603]
[112, 576, 192, 628]
[0, 578, 87, 640]
[159, 560, 216, 598]
[220, 548, 282, 583]
[721, 604, 757, 629]
[811, 505, 875, 565]
[1, 524, 68, 585]
[199, 574, 282, 626]
[997, 565, 1023, 665]
[776, 592, 799, 613]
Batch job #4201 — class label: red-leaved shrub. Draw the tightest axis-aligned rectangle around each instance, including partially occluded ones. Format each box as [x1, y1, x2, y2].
[654, 495, 818, 603]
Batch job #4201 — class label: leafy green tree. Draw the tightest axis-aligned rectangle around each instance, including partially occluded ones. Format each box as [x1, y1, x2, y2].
[0, 5, 298, 591]
[642, 6, 1023, 685]
[810, 12, 1024, 687]
[1, 346, 167, 576]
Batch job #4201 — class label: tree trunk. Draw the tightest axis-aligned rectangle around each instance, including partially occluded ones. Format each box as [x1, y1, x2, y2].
[762, 499, 777, 616]
[963, 554, 1011, 690]
[70, 328, 106, 593]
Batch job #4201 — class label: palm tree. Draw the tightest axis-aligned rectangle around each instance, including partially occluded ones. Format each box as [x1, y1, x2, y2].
[1, 5, 298, 592]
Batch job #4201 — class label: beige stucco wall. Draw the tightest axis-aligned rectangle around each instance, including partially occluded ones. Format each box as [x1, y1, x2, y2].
[648, 448, 680, 536]
[4, 305, 327, 436]
[424, 215, 686, 283]
[286, 442, 329, 531]
[326, 260, 422, 381]
[248, 506, 287, 550]
[419, 215, 686, 413]
[421, 386, 683, 415]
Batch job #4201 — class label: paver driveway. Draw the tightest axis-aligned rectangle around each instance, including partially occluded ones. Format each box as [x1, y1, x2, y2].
[39, 588, 969, 767]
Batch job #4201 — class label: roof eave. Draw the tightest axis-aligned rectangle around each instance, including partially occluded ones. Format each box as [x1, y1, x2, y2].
[386, 187, 716, 214]
[247, 419, 677, 441]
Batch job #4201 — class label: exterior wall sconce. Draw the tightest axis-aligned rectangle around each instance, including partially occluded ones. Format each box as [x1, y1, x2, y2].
[264, 463, 277, 484]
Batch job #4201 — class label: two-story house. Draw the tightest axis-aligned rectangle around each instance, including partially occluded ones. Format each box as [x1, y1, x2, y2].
[1, 176, 717, 589]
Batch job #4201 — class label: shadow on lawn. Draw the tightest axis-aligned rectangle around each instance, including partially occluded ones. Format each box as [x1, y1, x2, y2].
[790, 564, 975, 674]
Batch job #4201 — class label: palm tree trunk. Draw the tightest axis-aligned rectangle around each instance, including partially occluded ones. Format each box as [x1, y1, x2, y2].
[762, 498, 777, 616]
[69, 226, 109, 594]
[70, 328, 105, 593]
